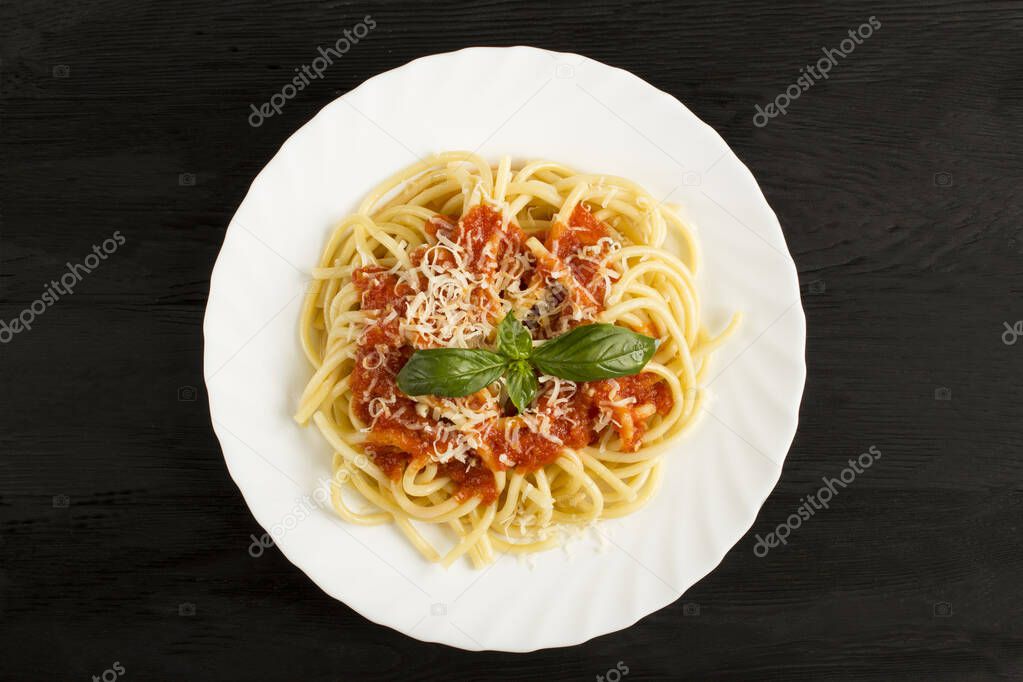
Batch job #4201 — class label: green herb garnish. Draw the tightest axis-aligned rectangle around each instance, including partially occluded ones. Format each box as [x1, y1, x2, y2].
[396, 312, 656, 413]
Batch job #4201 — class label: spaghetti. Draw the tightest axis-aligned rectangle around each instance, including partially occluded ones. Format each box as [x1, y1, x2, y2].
[295, 152, 739, 567]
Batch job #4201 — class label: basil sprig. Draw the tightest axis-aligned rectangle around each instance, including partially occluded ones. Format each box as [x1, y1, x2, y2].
[396, 312, 657, 412]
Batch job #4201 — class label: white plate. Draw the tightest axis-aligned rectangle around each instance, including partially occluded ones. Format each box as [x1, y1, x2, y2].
[204, 46, 806, 652]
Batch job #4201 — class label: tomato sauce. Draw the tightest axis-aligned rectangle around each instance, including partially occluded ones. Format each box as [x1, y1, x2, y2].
[564, 203, 611, 250]
[542, 203, 615, 307]
[352, 267, 413, 313]
[486, 401, 592, 471]
[364, 445, 411, 480]
[428, 205, 526, 274]
[438, 457, 497, 503]
[586, 373, 673, 450]
[589, 373, 673, 414]
[348, 201, 673, 500]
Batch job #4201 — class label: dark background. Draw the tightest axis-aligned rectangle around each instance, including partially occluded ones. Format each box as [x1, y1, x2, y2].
[2, 0, 1021, 679]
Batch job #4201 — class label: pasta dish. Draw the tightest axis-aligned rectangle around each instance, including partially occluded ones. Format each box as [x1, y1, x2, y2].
[295, 152, 738, 567]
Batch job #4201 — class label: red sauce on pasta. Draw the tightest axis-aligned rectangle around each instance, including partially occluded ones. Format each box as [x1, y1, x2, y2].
[349, 203, 673, 502]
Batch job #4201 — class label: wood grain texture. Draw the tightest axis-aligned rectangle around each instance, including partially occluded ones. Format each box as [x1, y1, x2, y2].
[1, 0, 1021, 679]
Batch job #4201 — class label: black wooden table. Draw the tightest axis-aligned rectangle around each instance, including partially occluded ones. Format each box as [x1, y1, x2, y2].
[2, 1, 1021, 679]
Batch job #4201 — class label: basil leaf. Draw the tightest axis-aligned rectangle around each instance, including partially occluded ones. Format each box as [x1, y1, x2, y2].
[496, 311, 532, 360]
[505, 360, 539, 413]
[531, 323, 657, 382]
[396, 348, 508, 397]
